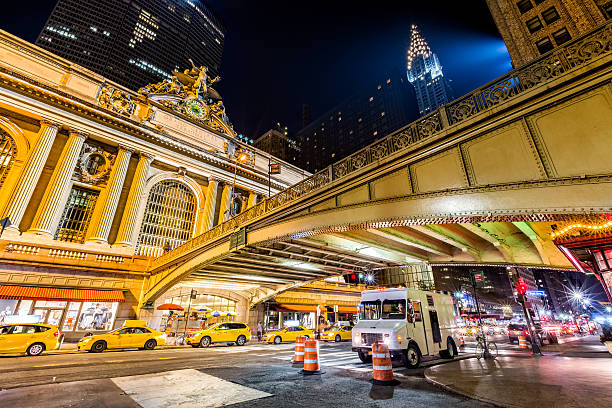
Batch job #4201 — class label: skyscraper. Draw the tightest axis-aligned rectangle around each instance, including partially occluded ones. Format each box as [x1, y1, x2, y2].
[485, 0, 611, 67]
[36, 0, 225, 91]
[406, 25, 454, 116]
[293, 69, 418, 173]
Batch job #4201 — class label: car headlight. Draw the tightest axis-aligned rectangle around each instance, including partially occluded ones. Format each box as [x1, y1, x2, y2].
[354, 335, 361, 344]
[80, 337, 93, 343]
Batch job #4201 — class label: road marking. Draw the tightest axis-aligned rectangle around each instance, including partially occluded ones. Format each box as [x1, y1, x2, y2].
[105, 360, 124, 363]
[112, 368, 272, 408]
[158, 357, 177, 360]
[33, 363, 60, 367]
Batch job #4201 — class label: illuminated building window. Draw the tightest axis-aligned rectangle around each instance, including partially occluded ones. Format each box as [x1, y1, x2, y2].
[369, 97, 374, 102]
[386, 78, 391, 84]
[542, 7, 560, 24]
[0, 130, 16, 190]
[55, 187, 99, 243]
[552, 27, 571, 45]
[377, 85, 382, 90]
[516, 0, 533, 14]
[535, 37, 554, 54]
[381, 112, 385, 116]
[526, 16, 543, 33]
[136, 180, 196, 257]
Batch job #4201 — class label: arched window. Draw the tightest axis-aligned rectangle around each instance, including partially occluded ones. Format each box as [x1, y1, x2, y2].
[136, 180, 196, 257]
[0, 129, 17, 190]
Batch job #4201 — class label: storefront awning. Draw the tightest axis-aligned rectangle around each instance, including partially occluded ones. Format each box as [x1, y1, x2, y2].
[278, 304, 318, 313]
[0, 285, 125, 302]
[337, 306, 358, 313]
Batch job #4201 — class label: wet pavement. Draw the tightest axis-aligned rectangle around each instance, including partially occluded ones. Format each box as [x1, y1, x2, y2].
[425, 335, 612, 408]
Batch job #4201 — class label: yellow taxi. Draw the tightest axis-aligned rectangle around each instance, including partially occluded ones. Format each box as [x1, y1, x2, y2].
[77, 320, 166, 352]
[321, 325, 353, 342]
[0, 323, 61, 356]
[186, 322, 251, 348]
[263, 326, 314, 344]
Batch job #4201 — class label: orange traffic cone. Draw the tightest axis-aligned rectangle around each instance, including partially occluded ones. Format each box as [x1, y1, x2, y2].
[371, 341, 400, 386]
[293, 336, 305, 364]
[459, 335, 465, 347]
[300, 339, 324, 375]
[519, 335, 528, 350]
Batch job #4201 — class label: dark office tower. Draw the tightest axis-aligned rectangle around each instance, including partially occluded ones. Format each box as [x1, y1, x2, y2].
[406, 25, 454, 116]
[294, 69, 418, 173]
[36, 0, 225, 91]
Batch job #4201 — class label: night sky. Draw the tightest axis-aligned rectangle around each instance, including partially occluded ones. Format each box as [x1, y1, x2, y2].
[0, 0, 512, 139]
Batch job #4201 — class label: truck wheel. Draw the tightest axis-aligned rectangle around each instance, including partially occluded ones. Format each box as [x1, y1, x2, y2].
[403, 343, 421, 368]
[357, 350, 372, 363]
[440, 338, 456, 359]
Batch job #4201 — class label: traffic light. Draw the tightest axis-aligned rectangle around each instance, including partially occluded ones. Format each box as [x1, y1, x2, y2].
[517, 277, 528, 295]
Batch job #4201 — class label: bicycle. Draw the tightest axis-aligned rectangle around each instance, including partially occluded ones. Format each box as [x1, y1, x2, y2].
[475, 335, 498, 360]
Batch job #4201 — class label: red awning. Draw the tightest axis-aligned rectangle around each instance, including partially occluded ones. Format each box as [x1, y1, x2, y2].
[278, 304, 318, 313]
[0, 285, 125, 302]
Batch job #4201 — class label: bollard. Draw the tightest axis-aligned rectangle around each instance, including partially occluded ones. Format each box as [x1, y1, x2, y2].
[293, 336, 305, 364]
[371, 341, 400, 386]
[299, 339, 324, 375]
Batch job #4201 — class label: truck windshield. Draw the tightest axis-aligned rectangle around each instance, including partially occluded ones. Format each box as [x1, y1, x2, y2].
[382, 299, 406, 320]
[359, 301, 380, 320]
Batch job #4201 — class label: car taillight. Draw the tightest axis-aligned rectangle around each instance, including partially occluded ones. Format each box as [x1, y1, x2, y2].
[54, 330, 61, 338]
[248, 328, 251, 333]
[524, 330, 529, 336]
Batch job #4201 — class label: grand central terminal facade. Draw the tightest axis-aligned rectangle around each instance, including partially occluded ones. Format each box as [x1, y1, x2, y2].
[0, 29, 310, 339]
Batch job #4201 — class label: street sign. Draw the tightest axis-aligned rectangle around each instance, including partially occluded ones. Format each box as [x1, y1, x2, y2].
[471, 271, 485, 288]
[229, 227, 247, 250]
[269, 163, 281, 174]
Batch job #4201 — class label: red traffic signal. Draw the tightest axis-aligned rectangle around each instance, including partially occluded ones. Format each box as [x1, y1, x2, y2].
[517, 277, 527, 295]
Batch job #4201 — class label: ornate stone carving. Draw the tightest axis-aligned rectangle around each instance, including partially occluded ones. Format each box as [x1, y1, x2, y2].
[97, 84, 136, 117]
[76, 143, 114, 185]
[138, 63, 236, 137]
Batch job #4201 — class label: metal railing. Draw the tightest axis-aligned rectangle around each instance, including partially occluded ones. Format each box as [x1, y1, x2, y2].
[150, 21, 612, 271]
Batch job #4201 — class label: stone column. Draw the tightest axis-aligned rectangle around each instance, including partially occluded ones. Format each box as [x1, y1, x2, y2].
[28, 130, 87, 237]
[240, 195, 248, 213]
[247, 191, 258, 209]
[85, 146, 133, 245]
[114, 153, 154, 247]
[1, 120, 60, 233]
[217, 182, 232, 225]
[200, 178, 219, 232]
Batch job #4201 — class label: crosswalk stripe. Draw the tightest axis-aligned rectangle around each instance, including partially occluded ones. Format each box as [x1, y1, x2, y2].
[112, 369, 272, 408]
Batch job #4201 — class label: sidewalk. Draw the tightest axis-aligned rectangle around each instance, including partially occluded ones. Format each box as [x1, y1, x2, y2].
[425, 336, 612, 408]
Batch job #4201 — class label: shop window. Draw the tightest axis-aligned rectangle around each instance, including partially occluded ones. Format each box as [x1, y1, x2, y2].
[526, 16, 543, 33]
[55, 187, 99, 243]
[594, 251, 608, 271]
[76, 302, 118, 331]
[0, 129, 17, 191]
[552, 28, 571, 45]
[517, 0, 533, 13]
[542, 6, 560, 24]
[136, 180, 196, 257]
[535, 37, 554, 54]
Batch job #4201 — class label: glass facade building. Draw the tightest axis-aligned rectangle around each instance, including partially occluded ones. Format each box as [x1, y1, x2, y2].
[36, 0, 225, 91]
[406, 25, 454, 116]
[293, 69, 418, 173]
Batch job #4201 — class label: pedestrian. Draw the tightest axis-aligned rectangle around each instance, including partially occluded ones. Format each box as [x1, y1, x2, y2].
[257, 321, 263, 342]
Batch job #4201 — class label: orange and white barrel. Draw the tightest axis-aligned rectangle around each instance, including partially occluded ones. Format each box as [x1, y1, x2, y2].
[293, 336, 306, 363]
[459, 335, 465, 347]
[371, 341, 399, 385]
[519, 335, 528, 349]
[300, 339, 323, 375]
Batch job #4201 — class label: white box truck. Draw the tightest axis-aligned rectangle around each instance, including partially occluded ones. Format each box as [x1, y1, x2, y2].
[351, 288, 460, 368]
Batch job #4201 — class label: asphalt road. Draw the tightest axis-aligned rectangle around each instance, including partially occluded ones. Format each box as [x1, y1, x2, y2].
[0, 341, 492, 407]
